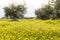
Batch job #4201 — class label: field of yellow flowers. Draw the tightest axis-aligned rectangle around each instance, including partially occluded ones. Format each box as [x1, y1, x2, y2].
[0, 19, 60, 40]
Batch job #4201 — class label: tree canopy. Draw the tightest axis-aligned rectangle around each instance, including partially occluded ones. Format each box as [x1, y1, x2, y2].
[35, 0, 60, 20]
[35, 4, 54, 20]
[4, 3, 26, 21]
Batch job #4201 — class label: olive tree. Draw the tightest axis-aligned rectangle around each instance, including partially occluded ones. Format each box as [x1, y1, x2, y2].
[4, 3, 26, 21]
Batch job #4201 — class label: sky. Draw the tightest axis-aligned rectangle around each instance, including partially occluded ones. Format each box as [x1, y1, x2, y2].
[0, 0, 49, 18]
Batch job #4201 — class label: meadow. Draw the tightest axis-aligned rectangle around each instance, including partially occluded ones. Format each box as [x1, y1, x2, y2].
[0, 19, 60, 40]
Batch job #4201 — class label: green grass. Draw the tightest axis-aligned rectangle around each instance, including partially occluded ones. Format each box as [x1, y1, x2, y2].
[0, 19, 60, 40]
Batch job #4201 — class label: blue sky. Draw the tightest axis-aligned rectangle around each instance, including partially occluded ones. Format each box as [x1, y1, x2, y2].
[0, 0, 49, 18]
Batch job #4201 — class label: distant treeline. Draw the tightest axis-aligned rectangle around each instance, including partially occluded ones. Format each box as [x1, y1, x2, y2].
[2, 0, 60, 21]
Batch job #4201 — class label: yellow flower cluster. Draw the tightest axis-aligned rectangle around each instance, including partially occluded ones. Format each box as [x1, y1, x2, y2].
[0, 19, 60, 40]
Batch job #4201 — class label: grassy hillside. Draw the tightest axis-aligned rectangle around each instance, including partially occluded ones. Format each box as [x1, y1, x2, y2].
[0, 20, 60, 40]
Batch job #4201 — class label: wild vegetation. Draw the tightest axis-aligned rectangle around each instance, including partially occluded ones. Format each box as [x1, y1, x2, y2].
[0, 0, 60, 40]
[0, 20, 60, 40]
[2, 0, 60, 20]
[35, 0, 60, 20]
[4, 3, 26, 21]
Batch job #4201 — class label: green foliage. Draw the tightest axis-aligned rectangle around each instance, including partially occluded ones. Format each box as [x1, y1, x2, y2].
[4, 3, 26, 21]
[54, 0, 60, 19]
[35, 5, 54, 20]
[55, 0, 60, 10]
[35, 0, 60, 20]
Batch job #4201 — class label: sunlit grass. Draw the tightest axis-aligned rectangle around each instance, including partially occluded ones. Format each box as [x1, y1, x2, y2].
[0, 19, 60, 40]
